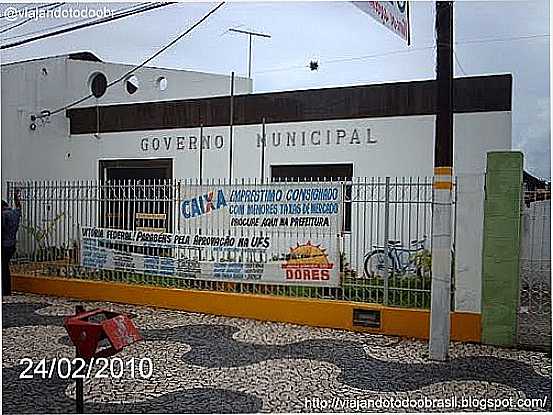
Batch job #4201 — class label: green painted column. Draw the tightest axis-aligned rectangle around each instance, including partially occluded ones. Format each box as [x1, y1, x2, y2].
[481, 151, 523, 346]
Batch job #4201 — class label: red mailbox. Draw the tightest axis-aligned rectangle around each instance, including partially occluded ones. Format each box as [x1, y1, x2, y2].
[64, 309, 142, 359]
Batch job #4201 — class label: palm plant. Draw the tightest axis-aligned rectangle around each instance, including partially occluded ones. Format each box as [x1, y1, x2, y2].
[21, 211, 68, 260]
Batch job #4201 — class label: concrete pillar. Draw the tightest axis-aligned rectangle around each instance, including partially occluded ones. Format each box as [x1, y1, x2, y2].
[429, 167, 453, 360]
[481, 151, 523, 346]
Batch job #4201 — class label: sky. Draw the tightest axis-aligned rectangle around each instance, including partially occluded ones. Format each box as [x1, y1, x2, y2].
[0, 1, 550, 179]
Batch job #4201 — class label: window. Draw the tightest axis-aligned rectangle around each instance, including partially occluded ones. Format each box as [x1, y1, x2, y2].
[125, 74, 139, 94]
[89, 72, 108, 98]
[156, 76, 168, 91]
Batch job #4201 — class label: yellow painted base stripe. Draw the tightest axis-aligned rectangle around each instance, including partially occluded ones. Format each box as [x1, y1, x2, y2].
[433, 181, 454, 190]
[12, 274, 481, 342]
[434, 167, 453, 175]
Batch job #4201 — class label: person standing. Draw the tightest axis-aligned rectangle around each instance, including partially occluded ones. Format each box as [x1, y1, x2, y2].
[2, 189, 21, 296]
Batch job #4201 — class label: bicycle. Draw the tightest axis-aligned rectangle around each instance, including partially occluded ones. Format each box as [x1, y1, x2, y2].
[364, 236, 430, 278]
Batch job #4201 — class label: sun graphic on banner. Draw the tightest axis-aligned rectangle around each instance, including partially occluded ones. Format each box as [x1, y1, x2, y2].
[283, 241, 333, 269]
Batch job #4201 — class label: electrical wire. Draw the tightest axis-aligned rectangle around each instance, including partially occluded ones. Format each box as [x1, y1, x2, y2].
[257, 0, 544, 76]
[0, 3, 56, 21]
[325, 46, 436, 65]
[0, 3, 64, 35]
[40, 2, 226, 118]
[0, 3, 144, 42]
[255, 46, 436, 74]
[1, 2, 175, 50]
[456, 33, 549, 45]
[255, 31, 549, 76]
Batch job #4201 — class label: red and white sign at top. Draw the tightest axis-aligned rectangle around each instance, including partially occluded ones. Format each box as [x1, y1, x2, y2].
[353, 1, 411, 45]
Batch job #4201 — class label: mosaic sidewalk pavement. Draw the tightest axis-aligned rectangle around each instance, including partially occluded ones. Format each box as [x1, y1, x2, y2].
[2, 293, 551, 413]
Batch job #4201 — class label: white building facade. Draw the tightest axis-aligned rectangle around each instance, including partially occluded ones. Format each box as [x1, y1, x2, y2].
[1, 52, 252, 184]
[1, 54, 512, 315]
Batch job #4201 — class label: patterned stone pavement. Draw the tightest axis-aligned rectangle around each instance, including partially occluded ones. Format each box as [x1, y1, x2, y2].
[2, 293, 551, 413]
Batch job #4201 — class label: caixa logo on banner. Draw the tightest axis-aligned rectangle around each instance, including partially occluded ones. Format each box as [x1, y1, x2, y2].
[181, 190, 227, 219]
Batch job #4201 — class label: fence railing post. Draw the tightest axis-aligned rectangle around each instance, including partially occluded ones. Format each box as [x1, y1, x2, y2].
[383, 176, 390, 305]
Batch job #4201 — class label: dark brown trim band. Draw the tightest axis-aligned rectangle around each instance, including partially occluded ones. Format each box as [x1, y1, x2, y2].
[67, 74, 512, 135]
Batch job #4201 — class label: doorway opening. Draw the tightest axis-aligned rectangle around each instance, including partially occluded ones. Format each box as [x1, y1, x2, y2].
[98, 159, 173, 233]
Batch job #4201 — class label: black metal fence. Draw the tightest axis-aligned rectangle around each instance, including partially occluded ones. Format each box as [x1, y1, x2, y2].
[7, 177, 450, 309]
[518, 190, 551, 349]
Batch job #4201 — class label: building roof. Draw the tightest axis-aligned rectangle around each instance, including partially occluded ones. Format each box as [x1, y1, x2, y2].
[1, 51, 250, 79]
[523, 171, 550, 189]
[1, 51, 102, 66]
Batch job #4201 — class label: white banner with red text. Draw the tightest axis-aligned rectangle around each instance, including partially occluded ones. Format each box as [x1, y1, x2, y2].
[79, 226, 340, 287]
[352, 1, 410, 44]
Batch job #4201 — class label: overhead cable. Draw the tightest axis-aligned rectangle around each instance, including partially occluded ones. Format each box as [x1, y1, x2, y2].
[1, 2, 175, 50]
[0, 3, 64, 35]
[1, 3, 144, 42]
[40, 2, 226, 118]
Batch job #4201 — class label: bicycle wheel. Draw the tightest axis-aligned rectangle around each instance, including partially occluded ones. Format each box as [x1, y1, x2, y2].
[364, 250, 393, 278]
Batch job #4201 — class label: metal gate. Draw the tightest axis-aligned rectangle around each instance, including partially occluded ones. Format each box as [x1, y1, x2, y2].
[517, 190, 551, 350]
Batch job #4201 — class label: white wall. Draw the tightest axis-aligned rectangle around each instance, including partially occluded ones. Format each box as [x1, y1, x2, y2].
[1, 55, 251, 185]
[1, 61, 511, 313]
[5, 112, 510, 312]
[67, 60, 252, 107]
[454, 112, 512, 312]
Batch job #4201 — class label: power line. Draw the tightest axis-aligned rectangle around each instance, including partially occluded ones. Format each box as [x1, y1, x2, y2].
[254, 32, 549, 76]
[1, 2, 175, 50]
[324, 46, 435, 65]
[1, 3, 169, 47]
[255, 46, 436, 74]
[0, 3, 64, 34]
[0, 3, 143, 42]
[0, 3, 56, 21]
[41, 2, 226, 118]
[456, 33, 549, 45]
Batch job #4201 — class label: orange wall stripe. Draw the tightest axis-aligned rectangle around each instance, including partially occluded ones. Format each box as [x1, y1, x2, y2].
[434, 166, 453, 175]
[12, 274, 481, 342]
[433, 181, 454, 190]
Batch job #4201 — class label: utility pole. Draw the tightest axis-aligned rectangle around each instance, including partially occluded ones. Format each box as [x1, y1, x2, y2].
[229, 28, 271, 78]
[429, 1, 454, 361]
